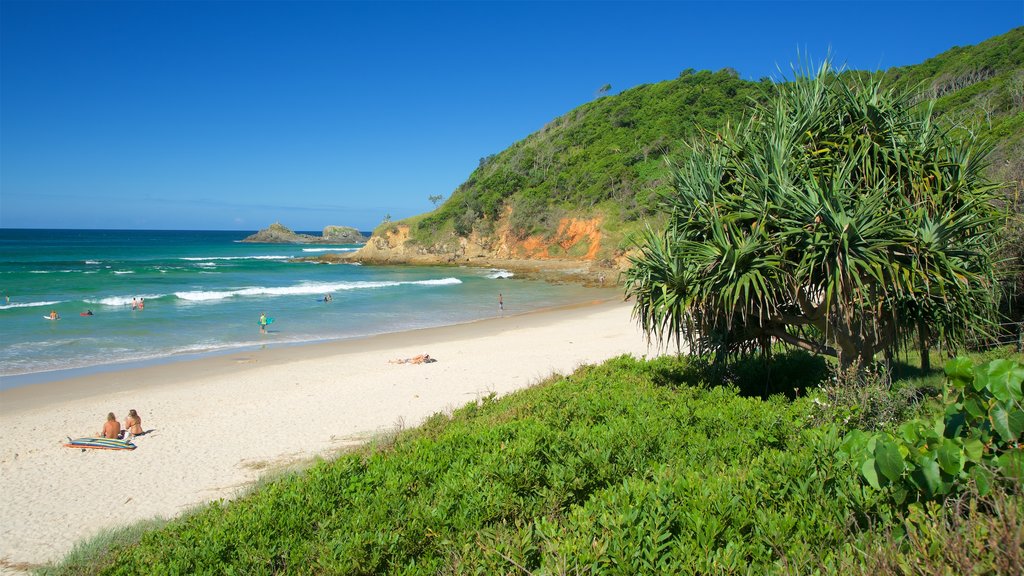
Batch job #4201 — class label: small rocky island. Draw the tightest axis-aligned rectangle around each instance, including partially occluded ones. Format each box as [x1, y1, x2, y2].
[242, 222, 367, 244]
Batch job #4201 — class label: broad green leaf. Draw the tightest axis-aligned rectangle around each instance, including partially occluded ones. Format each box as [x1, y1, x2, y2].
[936, 439, 964, 476]
[969, 465, 992, 497]
[1010, 409, 1024, 442]
[962, 437, 984, 463]
[875, 440, 906, 482]
[963, 397, 986, 420]
[861, 458, 882, 490]
[991, 404, 1018, 444]
[997, 450, 1024, 481]
[898, 421, 920, 444]
[910, 457, 944, 497]
[839, 429, 868, 459]
[982, 359, 1024, 403]
[944, 357, 975, 388]
[944, 413, 966, 439]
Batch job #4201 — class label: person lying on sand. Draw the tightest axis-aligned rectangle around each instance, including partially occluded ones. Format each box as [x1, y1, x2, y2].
[389, 353, 434, 364]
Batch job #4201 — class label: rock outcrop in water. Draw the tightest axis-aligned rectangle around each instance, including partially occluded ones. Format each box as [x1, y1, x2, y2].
[242, 222, 366, 244]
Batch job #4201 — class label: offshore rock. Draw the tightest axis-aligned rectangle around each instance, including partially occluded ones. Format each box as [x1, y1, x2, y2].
[242, 222, 366, 244]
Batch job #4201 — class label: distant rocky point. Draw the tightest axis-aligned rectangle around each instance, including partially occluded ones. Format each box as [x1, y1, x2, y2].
[242, 222, 367, 244]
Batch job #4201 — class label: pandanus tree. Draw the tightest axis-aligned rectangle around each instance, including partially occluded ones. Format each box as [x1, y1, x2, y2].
[624, 62, 1005, 369]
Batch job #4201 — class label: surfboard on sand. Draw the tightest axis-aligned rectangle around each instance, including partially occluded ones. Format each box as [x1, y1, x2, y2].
[63, 437, 136, 450]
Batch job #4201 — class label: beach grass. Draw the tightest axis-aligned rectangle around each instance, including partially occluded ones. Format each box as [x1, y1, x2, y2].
[34, 517, 169, 576]
[40, 351, 1022, 575]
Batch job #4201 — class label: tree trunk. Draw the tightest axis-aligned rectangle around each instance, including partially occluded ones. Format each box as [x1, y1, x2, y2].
[918, 320, 931, 373]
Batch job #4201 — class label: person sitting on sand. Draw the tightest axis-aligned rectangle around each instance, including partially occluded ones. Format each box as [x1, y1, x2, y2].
[100, 412, 121, 439]
[390, 353, 433, 364]
[124, 409, 143, 436]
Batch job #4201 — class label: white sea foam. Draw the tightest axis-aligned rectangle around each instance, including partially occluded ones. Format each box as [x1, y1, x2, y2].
[173, 278, 463, 302]
[87, 294, 165, 306]
[300, 247, 359, 253]
[0, 300, 63, 310]
[84, 260, 101, 265]
[113, 270, 135, 275]
[174, 291, 228, 302]
[179, 255, 291, 261]
[486, 269, 515, 279]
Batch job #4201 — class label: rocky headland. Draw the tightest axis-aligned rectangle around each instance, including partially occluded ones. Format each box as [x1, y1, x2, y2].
[304, 218, 623, 287]
[242, 222, 366, 244]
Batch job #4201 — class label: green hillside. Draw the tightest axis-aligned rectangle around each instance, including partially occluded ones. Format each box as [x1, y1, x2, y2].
[402, 27, 1023, 257]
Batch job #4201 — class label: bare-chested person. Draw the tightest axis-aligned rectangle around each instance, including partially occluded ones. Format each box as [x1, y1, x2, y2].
[100, 412, 121, 439]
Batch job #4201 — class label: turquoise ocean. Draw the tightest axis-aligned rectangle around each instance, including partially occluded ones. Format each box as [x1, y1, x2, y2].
[0, 229, 602, 389]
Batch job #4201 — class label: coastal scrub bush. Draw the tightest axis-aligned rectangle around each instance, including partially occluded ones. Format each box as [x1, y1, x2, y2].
[625, 59, 1004, 370]
[813, 363, 925, 433]
[839, 357, 1024, 504]
[53, 352, 1024, 575]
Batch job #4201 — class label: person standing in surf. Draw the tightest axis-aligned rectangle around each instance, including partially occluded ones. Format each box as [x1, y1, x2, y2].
[259, 312, 268, 334]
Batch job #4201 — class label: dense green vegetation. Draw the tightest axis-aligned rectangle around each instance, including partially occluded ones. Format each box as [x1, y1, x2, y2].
[414, 69, 764, 245]
[624, 61, 1004, 369]
[46, 352, 1023, 575]
[883, 26, 1024, 148]
[400, 27, 1022, 262]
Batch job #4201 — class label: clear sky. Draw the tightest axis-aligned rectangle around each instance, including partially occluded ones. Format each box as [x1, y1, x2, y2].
[2, 1, 1021, 232]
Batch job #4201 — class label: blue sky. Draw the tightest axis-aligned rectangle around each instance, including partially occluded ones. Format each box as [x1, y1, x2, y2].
[2, 1, 1021, 232]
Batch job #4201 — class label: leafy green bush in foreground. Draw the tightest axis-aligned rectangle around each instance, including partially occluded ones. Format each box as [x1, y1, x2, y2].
[49, 354, 1021, 575]
[841, 358, 1024, 503]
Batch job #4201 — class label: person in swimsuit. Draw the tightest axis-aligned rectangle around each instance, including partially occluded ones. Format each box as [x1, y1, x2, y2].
[259, 312, 268, 334]
[49, 310, 59, 320]
[390, 353, 433, 364]
[124, 409, 143, 436]
[100, 412, 121, 439]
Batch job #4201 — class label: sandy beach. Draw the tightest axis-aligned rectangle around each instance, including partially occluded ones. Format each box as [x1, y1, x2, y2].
[0, 298, 656, 573]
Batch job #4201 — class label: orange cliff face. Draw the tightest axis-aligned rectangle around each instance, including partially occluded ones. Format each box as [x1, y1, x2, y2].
[341, 215, 622, 279]
[517, 217, 602, 260]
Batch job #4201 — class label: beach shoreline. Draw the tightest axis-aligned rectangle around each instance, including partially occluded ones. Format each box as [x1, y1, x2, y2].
[0, 297, 657, 573]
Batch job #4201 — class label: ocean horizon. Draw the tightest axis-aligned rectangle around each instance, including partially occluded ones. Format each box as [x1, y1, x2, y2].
[0, 228, 604, 389]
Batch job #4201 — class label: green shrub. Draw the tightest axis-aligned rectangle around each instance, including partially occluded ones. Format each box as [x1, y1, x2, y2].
[840, 357, 1024, 504]
[48, 352, 1024, 575]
